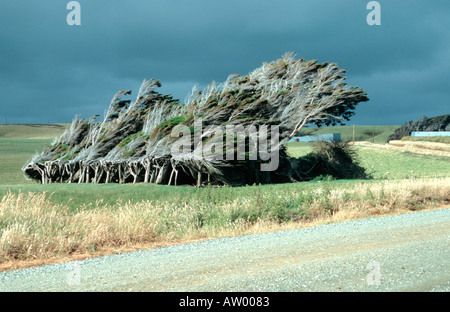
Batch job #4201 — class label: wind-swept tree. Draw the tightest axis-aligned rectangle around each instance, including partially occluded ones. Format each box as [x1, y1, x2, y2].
[23, 53, 369, 186]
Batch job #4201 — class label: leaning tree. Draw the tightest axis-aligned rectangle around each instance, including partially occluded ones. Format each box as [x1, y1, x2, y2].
[23, 53, 369, 186]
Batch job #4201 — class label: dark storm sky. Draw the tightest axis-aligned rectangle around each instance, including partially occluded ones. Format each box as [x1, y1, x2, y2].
[0, 0, 449, 125]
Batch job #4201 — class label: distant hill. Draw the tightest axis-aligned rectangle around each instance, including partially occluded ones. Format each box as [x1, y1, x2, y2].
[386, 115, 450, 142]
[0, 124, 67, 139]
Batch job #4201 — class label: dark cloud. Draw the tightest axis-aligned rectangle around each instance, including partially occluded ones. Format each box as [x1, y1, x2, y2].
[0, 0, 448, 125]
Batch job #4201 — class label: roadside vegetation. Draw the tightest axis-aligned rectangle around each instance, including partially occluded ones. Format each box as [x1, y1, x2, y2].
[1, 178, 448, 269]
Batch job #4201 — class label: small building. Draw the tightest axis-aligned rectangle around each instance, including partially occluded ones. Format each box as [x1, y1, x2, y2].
[289, 133, 341, 142]
[411, 131, 450, 137]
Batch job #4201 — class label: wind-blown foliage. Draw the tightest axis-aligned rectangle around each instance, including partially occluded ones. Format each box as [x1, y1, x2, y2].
[23, 53, 369, 186]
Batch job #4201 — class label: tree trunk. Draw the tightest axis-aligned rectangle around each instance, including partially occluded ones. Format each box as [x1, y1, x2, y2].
[144, 161, 151, 183]
[155, 163, 169, 185]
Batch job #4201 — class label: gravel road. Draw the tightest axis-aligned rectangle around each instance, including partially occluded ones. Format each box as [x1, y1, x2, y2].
[1, 208, 449, 292]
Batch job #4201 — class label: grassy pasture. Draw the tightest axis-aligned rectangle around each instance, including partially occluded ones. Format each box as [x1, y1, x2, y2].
[0, 124, 67, 185]
[0, 124, 67, 139]
[287, 142, 450, 180]
[0, 138, 54, 185]
[354, 145, 449, 179]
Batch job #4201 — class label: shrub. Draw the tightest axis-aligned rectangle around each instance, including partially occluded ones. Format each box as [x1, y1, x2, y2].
[310, 140, 369, 180]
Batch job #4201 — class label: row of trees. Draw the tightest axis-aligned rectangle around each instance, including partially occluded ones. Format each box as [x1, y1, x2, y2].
[23, 53, 369, 186]
[386, 115, 450, 142]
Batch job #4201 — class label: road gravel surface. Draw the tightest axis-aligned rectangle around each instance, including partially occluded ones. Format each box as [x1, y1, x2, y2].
[1, 208, 449, 292]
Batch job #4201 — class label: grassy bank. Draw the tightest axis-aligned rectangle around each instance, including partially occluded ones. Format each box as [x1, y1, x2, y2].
[1, 178, 448, 269]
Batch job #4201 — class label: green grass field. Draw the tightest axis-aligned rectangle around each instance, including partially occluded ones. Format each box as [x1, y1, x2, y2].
[0, 138, 54, 185]
[354, 146, 449, 179]
[0, 124, 68, 184]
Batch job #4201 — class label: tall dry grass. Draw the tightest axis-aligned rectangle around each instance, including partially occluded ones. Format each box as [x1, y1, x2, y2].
[0, 178, 449, 265]
[389, 140, 450, 152]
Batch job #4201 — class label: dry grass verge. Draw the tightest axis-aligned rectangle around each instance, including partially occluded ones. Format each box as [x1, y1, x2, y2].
[388, 140, 450, 153]
[1, 178, 449, 271]
[354, 141, 450, 157]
